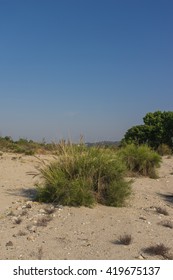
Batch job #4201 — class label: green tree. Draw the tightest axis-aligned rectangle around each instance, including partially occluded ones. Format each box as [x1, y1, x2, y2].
[122, 111, 173, 149]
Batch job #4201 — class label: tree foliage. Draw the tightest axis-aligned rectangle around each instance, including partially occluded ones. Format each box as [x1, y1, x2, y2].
[122, 111, 173, 149]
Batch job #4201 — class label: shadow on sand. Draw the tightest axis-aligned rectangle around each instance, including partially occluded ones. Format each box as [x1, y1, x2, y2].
[157, 192, 173, 205]
[6, 187, 37, 201]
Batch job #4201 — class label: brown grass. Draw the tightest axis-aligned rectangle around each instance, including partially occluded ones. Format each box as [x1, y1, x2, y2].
[143, 243, 170, 258]
[159, 220, 173, 229]
[35, 216, 52, 227]
[117, 234, 132, 245]
[155, 207, 169, 216]
[17, 230, 27, 236]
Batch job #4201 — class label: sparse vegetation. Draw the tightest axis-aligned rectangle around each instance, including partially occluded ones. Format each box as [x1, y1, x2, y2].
[117, 234, 132, 245]
[157, 144, 172, 156]
[1, 117, 173, 260]
[0, 136, 58, 155]
[35, 142, 132, 207]
[156, 207, 169, 216]
[43, 206, 56, 215]
[143, 243, 171, 258]
[117, 144, 161, 178]
[35, 216, 52, 227]
[159, 220, 173, 229]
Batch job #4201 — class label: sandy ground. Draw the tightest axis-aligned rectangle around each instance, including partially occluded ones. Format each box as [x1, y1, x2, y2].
[0, 153, 173, 260]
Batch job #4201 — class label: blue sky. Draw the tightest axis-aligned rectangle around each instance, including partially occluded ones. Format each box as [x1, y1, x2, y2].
[0, 0, 172, 142]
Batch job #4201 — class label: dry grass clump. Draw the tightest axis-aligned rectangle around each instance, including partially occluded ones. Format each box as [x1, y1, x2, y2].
[156, 207, 169, 216]
[159, 220, 173, 229]
[43, 206, 56, 215]
[17, 230, 27, 236]
[35, 216, 52, 227]
[157, 144, 172, 156]
[143, 243, 170, 258]
[117, 144, 161, 178]
[20, 209, 28, 216]
[117, 234, 132, 245]
[7, 210, 15, 216]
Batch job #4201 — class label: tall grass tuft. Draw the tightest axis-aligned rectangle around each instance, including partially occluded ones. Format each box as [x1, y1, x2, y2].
[117, 144, 161, 178]
[157, 144, 172, 156]
[35, 142, 132, 207]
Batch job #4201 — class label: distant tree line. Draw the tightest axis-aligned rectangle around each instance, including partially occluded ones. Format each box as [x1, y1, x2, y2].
[122, 111, 173, 150]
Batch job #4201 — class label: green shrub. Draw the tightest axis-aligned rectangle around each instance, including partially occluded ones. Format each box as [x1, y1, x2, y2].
[122, 111, 173, 150]
[24, 149, 35, 155]
[157, 144, 172, 156]
[13, 146, 26, 154]
[117, 144, 161, 178]
[35, 143, 132, 207]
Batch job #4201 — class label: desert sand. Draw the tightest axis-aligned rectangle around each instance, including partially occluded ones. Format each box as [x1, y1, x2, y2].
[0, 153, 173, 260]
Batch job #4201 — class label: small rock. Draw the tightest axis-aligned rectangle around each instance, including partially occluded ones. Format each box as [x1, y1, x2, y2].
[55, 205, 63, 209]
[26, 203, 32, 209]
[26, 201, 33, 208]
[22, 203, 31, 209]
[6, 210, 15, 216]
[12, 216, 22, 224]
[20, 209, 28, 216]
[27, 225, 37, 233]
[27, 235, 35, 242]
[139, 216, 146, 220]
[39, 209, 47, 214]
[11, 157, 17, 160]
[26, 201, 33, 204]
[138, 254, 145, 260]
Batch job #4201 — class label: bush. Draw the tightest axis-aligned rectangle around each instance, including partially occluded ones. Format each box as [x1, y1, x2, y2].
[122, 111, 173, 150]
[117, 144, 161, 178]
[157, 144, 172, 156]
[35, 143, 132, 207]
[118, 234, 132, 245]
[143, 243, 170, 258]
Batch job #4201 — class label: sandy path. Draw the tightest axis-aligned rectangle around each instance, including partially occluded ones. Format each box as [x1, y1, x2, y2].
[0, 153, 173, 260]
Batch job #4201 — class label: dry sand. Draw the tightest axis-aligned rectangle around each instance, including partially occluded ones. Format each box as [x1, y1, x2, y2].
[0, 153, 173, 260]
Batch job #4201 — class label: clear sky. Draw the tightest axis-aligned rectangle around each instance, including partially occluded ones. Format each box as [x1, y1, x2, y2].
[0, 0, 172, 143]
